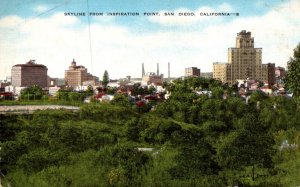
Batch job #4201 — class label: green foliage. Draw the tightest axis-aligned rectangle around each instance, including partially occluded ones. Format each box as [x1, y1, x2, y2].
[57, 89, 87, 102]
[276, 148, 300, 186]
[111, 94, 131, 107]
[16, 148, 66, 173]
[0, 114, 21, 142]
[216, 114, 276, 184]
[20, 85, 44, 100]
[106, 86, 117, 95]
[2, 76, 300, 186]
[140, 147, 176, 187]
[170, 127, 218, 179]
[98, 143, 151, 186]
[56, 89, 69, 101]
[249, 90, 268, 103]
[138, 114, 182, 144]
[201, 120, 227, 145]
[0, 140, 27, 170]
[31, 109, 79, 124]
[286, 43, 300, 99]
[124, 117, 140, 141]
[130, 84, 156, 96]
[154, 100, 175, 117]
[102, 70, 109, 88]
[80, 103, 137, 124]
[86, 85, 94, 96]
[211, 86, 224, 99]
[5, 150, 107, 187]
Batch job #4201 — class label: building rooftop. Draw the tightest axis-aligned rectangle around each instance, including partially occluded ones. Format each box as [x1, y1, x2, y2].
[13, 60, 47, 68]
[237, 30, 251, 37]
[68, 59, 86, 70]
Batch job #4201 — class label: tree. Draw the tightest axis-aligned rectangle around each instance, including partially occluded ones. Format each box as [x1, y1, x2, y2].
[170, 127, 219, 181]
[57, 89, 70, 101]
[216, 114, 275, 184]
[97, 143, 151, 186]
[85, 85, 94, 96]
[102, 70, 109, 88]
[111, 94, 131, 108]
[286, 43, 300, 99]
[20, 85, 44, 100]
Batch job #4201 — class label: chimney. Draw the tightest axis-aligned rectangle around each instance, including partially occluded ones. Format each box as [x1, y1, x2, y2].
[168, 62, 170, 81]
[157, 63, 159, 75]
[142, 63, 145, 77]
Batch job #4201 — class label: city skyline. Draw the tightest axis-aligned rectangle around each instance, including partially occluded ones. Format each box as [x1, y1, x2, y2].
[0, 0, 300, 80]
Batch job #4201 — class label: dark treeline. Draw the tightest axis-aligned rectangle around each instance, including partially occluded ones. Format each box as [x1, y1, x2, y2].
[1, 77, 300, 186]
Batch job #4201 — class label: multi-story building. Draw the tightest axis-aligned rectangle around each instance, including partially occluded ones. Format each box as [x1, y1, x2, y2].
[11, 60, 48, 88]
[266, 63, 275, 86]
[0, 81, 10, 92]
[6, 76, 12, 83]
[49, 78, 65, 87]
[213, 63, 228, 83]
[274, 66, 286, 84]
[142, 72, 163, 86]
[200, 72, 213, 79]
[275, 66, 286, 79]
[213, 30, 273, 85]
[141, 63, 163, 86]
[65, 59, 99, 86]
[185, 67, 200, 77]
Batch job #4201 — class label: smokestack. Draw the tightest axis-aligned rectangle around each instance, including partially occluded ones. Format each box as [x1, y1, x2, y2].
[168, 62, 170, 81]
[157, 63, 159, 75]
[142, 63, 145, 77]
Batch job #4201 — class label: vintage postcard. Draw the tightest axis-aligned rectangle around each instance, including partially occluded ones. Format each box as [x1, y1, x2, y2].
[0, 0, 300, 186]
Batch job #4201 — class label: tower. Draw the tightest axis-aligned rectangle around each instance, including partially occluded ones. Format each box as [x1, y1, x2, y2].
[228, 30, 262, 82]
[168, 62, 170, 80]
[142, 63, 145, 77]
[213, 30, 269, 85]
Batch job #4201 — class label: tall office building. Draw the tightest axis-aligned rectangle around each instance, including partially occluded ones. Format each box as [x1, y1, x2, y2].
[213, 30, 271, 85]
[65, 59, 98, 86]
[11, 60, 48, 88]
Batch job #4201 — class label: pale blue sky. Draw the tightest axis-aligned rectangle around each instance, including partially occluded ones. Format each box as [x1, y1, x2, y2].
[0, 0, 298, 80]
[0, 0, 284, 17]
[0, 0, 285, 29]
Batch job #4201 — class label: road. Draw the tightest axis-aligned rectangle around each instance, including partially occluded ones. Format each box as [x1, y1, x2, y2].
[0, 105, 80, 114]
